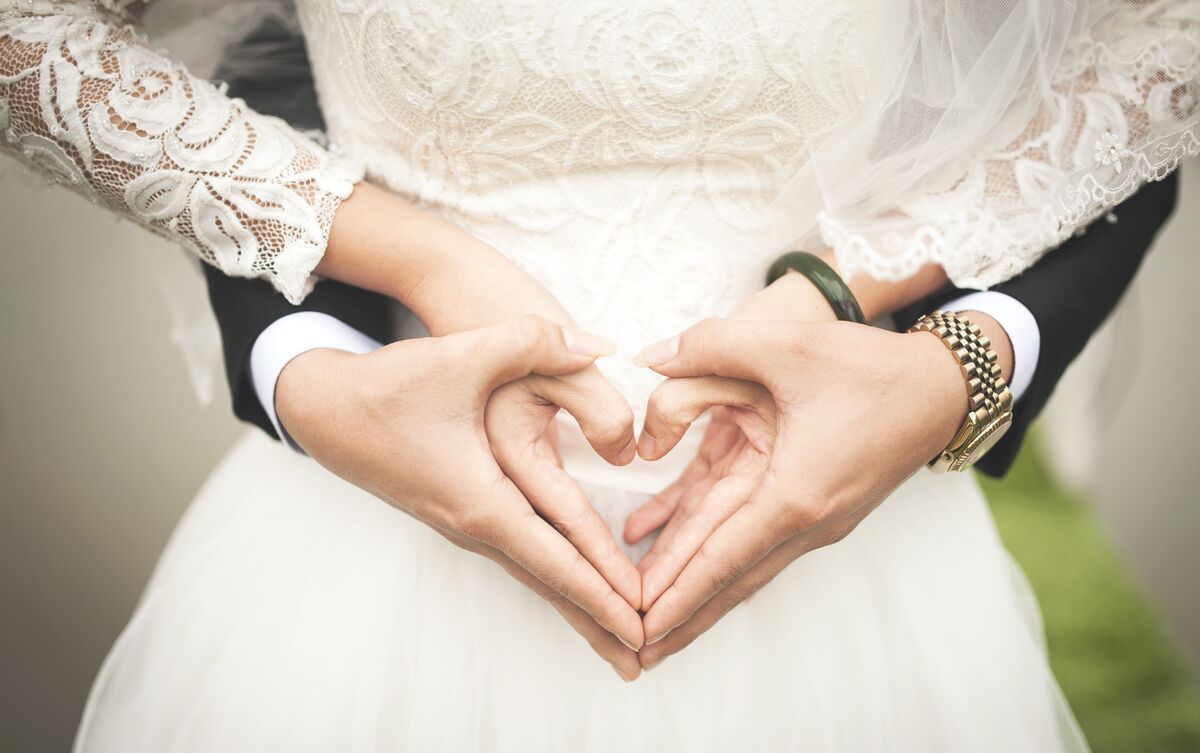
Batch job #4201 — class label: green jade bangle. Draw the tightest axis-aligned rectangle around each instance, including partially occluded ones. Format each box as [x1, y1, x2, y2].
[766, 251, 866, 325]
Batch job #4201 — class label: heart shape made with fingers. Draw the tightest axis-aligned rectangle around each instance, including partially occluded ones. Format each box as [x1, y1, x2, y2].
[481, 337, 780, 675]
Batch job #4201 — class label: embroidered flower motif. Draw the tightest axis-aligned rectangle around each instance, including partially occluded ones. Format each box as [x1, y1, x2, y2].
[0, 12, 363, 302]
[1095, 130, 1128, 173]
[555, 5, 765, 161]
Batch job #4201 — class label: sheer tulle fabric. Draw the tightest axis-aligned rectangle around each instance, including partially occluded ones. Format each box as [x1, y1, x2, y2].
[793, 0, 1200, 289]
[76, 432, 1087, 753]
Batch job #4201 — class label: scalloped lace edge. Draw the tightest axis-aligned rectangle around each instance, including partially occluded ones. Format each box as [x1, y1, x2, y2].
[819, 125, 1200, 291]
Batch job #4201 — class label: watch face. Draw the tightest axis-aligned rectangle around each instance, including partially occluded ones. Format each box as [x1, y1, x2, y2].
[965, 415, 1013, 464]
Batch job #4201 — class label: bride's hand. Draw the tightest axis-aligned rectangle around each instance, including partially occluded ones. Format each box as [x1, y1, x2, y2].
[318, 182, 576, 334]
[485, 360, 642, 611]
[276, 315, 645, 679]
[627, 317, 975, 670]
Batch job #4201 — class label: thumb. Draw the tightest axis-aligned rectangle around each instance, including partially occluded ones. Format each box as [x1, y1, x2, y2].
[448, 315, 617, 392]
[633, 318, 786, 383]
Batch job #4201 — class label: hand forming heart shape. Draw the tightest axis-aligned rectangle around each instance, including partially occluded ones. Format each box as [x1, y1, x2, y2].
[616, 316, 969, 671]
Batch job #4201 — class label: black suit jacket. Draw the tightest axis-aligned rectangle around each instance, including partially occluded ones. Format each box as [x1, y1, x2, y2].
[204, 22, 1179, 478]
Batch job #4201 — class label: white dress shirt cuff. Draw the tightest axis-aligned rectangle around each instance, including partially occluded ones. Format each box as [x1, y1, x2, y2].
[940, 291, 1040, 402]
[250, 312, 383, 453]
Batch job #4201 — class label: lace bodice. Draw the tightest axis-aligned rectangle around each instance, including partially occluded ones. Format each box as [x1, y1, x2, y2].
[293, 0, 880, 407]
[1, 0, 1198, 410]
[294, 0, 1199, 410]
[0, 0, 362, 303]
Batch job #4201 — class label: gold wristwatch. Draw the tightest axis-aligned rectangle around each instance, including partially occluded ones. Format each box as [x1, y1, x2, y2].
[908, 311, 1014, 473]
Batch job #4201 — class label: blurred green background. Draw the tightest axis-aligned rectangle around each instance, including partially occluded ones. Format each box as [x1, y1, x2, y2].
[986, 439, 1200, 752]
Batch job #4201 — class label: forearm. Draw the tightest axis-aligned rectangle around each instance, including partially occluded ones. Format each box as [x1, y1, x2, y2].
[824, 251, 948, 323]
[318, 181, 572, 334]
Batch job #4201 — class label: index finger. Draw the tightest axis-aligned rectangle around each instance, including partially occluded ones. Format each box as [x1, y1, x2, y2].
[641, 485, 792, 644]
[476, 480, 646, 650]
[639, 536, 808, 670]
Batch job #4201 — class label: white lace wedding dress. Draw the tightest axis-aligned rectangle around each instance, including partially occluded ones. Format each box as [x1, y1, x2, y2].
[3, 1, 1198, 751]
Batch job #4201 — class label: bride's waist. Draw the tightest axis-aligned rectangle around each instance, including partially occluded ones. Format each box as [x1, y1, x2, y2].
[352, 143, 798, 234]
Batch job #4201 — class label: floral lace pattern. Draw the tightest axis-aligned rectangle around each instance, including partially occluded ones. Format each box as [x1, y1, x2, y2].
[820, 0, 1200, 289]
[298, 0, 874, 408]
[1, 0, 1196, 399]
[0, 0, 363, 303]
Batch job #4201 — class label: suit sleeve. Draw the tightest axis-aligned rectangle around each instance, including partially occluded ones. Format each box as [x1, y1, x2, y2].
[202, 18, 393, 440]
[898, 172, 1179, 478]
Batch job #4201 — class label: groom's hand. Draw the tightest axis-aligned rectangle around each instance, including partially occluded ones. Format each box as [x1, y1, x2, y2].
[485, 368, 642, 608]
[275, 315, 645, 678]
[628, 318, 972, 669]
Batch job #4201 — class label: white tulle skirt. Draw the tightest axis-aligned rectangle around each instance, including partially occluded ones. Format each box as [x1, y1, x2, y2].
[74, 430, 1088, 752]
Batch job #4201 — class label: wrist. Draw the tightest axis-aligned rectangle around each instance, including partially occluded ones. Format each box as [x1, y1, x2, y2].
[320, 183, 435, 302]
[905, 311, 1016, 472]
[959, 310, 1014, 385]
[410, 263, 575, 335]
[275, 347, 361, 449]
[322, 184, 575, 335]
[905, 330, 972, 457]
[734, 271, 839, 322]
[817, 250, 948, 322]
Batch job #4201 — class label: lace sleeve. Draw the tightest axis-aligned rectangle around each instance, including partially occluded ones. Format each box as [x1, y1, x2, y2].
[0, 1, 363, 303]
[819, 0, 1199, 290]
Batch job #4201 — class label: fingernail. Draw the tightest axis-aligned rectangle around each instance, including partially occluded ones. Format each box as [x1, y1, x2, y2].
[618, 635, 639, 652]
[645, 630, 668, 646]
[632, 335, 679, 367]
[562, 328, 617, 357]
[637, 432, 657, 459]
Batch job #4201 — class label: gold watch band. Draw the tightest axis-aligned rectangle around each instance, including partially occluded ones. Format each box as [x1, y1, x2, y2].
[908, 311, 1015, 472]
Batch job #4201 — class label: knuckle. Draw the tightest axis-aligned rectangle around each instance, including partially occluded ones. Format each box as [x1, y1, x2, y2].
[543, 549, 585, 597]
[591, 406, 635, 447]
[549, 503, 590, 539]
[436, 333, 477, 371]
[453, 506, 499, 544]
[820, 517, 859, 547]
[440, 529, 481, 554]
[779, 495, 824, 534]
[721, 581, 757, 610]
[511, 314, 552, 355]
[696, 542, 740, 593]
[781, 323, 820, 360]
[655, 380, 690, 413]
[686, 317, 723, 352]
[647, 382, 695, 429]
